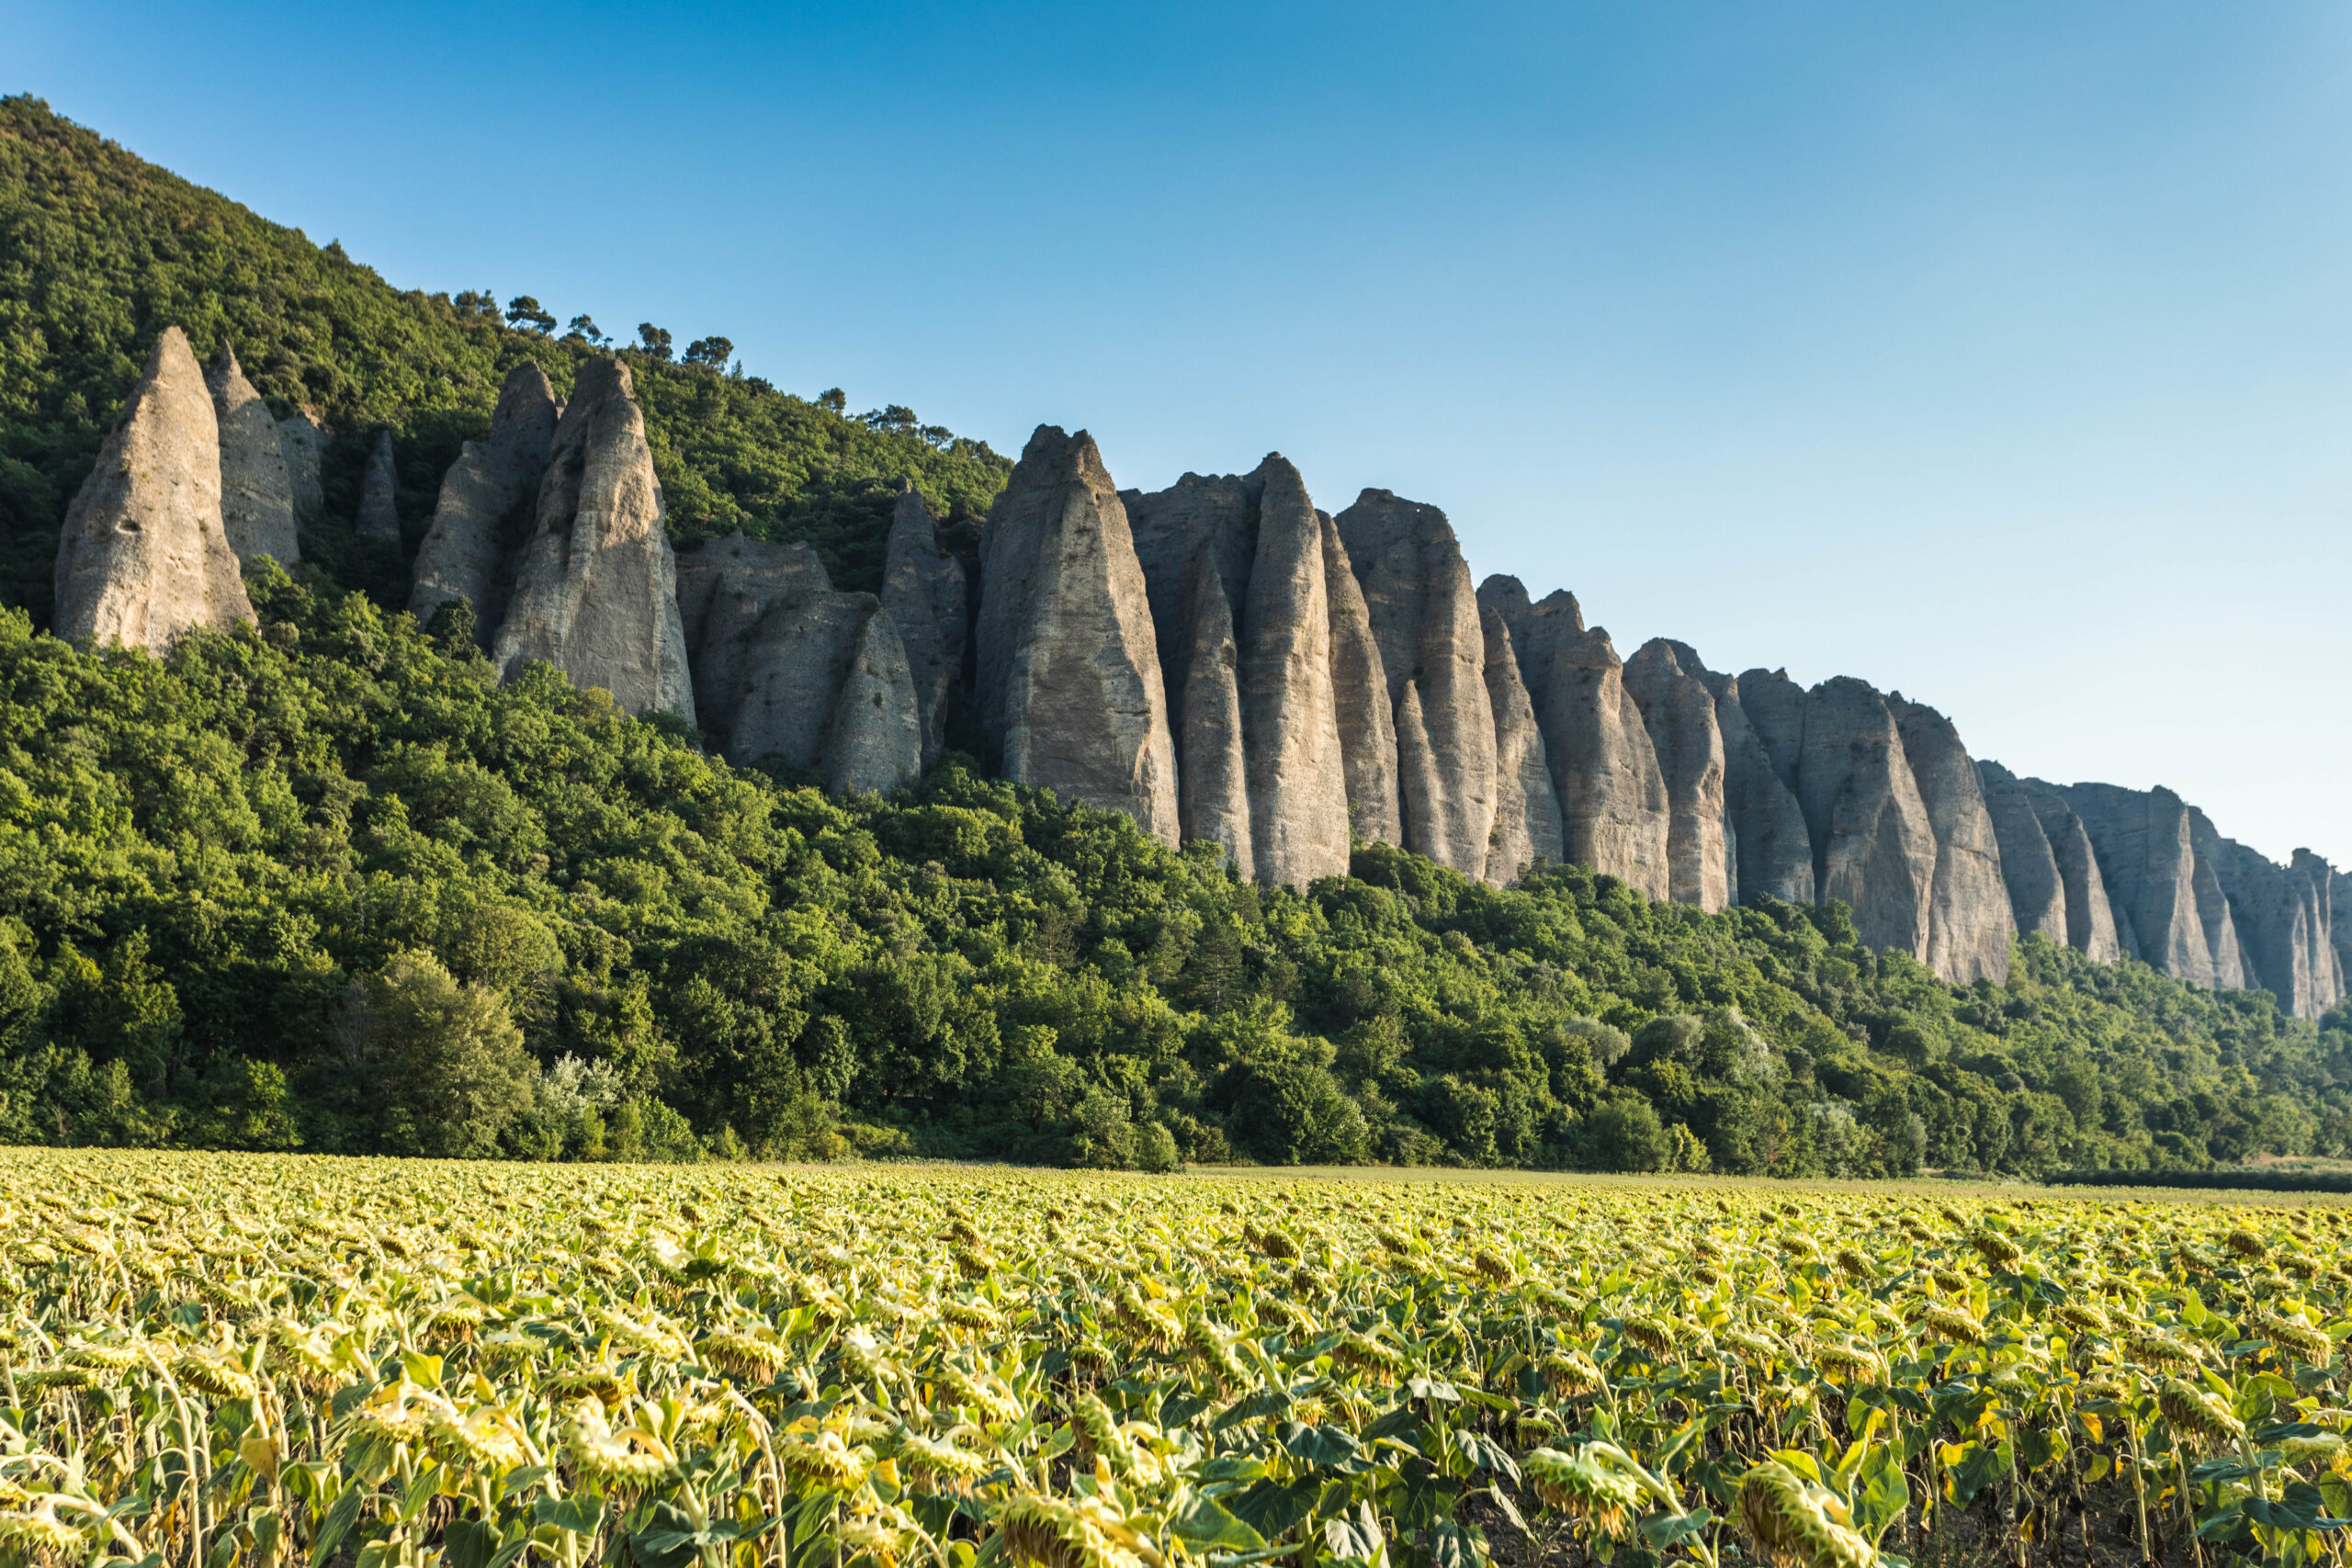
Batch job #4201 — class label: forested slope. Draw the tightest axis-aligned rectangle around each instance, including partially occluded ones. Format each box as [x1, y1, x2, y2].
[0, 93, 1010, 617]
[2, 571, 2345, 1172]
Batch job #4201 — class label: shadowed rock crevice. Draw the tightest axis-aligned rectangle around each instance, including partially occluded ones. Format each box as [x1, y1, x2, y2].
[410, 361, 560, 639]
[207, 344, 300, 567]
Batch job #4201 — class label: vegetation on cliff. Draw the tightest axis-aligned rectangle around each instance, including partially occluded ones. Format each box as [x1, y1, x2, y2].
[1, 574, 2345, 1172]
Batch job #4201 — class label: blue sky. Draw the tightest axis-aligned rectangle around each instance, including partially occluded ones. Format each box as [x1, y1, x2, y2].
[12, 0, 2350, 865]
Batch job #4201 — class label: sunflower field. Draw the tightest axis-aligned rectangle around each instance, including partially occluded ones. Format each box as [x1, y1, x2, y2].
[2, 1152, 2350, 1568]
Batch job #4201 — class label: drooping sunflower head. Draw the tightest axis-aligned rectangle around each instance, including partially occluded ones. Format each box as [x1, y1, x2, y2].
[2156, 1379, 2245, 1446]
[1733, 1461, 1878, 1568]
[1524, 1446, 1642, 1540]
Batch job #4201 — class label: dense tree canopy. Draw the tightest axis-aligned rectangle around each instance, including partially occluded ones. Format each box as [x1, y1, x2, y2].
[0, 574, 2344, 1171]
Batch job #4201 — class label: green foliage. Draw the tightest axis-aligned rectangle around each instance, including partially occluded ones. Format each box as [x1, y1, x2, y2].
[0, 572, 2340, 1174]
[0, 95, 1010, 616]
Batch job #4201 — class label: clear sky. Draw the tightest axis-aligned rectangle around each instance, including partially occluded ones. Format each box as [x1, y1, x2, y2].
[12, 0, 2350, 867]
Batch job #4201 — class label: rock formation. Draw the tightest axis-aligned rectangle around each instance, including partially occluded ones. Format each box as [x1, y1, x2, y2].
[1733, 669, 1809, 794]
[206, 344, 300, 566]
[1126, 458, 1350, 886]
[277, 407, 325, 524]
[879, 482, 967, 770]
[409, 361, 560, 637]
[2210, 840, 2344, 1020]
[491, 356, 695, 721]
[673, 533, 920, 792]
[1708, 671, 1814, 906]
[1335, 492, 1496, 880]
[1623, 638, 1732, 911]
[1479, 577, 1670, 899]
[1974, 761, 2070, 946]
[356, 431, 401, 543]
[976, 426, 1179, 845]
[1236, 457, 1351, 887]
[1180, 566, 1252, 871]
[1888, 696, 2015, 985]
[2005, 773, 2127, 964]
[2061, 784, 2215, 985]
[1319, 515, 1401, 849]
[53, 327, 254, 651]
[1795, 678, 1938, 961]
[1128, 470, 1258, 870]
[1481, 608, 1566, 884]
[823, 610, 923, 795]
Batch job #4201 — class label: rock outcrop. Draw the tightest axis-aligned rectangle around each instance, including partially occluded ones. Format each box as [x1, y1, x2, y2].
[1708, 671, 1814, 905]
[879, 482, 967, 770]
[53, 327, 254, 651]
[1481, 608, 1566, 884]
[206, 344, 300, 566]
[2062, 784, 2216, 985]
[1174, 565, 1252, 872]
[674, 533, 920, 791]
[2006, 773, 2127, 964]
[1623, 638, 1732, 911]
[1480, 577, 1670, 898]
[1888, 696, 2015, 984]
[1320, 515, 1401, 849]
[976, 426, 1179, 845]
[1126, 459, 1350, 886]
[1338, 492, 1496, 878]
[1733, 669, 1809, 794]
[409, 361, 560, 637]
[1795, 678, 1938, 960]
[356, 431, 401, 543]
[277, 407, 325, 524]
[2210, 840, 2344, 1020]
[491, 356, 695, 720]
[1237, 457, 1351, 887]
[1126, 469, 1254, 863]
[1974, 761, 2070, 945]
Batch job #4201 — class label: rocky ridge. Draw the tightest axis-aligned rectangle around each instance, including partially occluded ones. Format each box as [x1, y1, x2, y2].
[51, 336, 2350, 1013]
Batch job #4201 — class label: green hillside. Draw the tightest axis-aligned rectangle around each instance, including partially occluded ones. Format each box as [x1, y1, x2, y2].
[1, 94, 2347, 1175]
[0, 93, 1009, 619]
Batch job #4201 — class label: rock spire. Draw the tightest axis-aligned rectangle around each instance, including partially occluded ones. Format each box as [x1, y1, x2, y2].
[491, 356, 695, 720]
[410, 361, 560, 637]
[879, 482, 967, 770]
[1623, 638, 1732, 911]
[206, 344, 300, 566]
[356, 431, 401, 543]
[53, 327, 254, 652]
[976, 426, 1179, 845]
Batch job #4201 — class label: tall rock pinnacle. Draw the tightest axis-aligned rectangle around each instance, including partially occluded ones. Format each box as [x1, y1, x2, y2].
[1973, 761, 2070, 946]
[1237, 457, 1350, 887]
[976, 426, 1179, 845]
[277, 406, 326, 525]
[492, 356, 695, 721]
[53, 327, 254, 651]
[356, 431, 401, 543]
[206, 344, 300, 566]
[1709, 671, 1814, 906]
[880, 482, 967, 771]
[1481, 578, 1669, 899]
[1623, 638, 1733, 911]
[1319, 514, 1400, 850]
[1888, 696, 2015, 984]
[1795, 677, 1937, 961]
[410, 361, 560, 638]
[1337, 491, 1496, 878]
[1176, 564, 1252, 872]
[1481, 607, 1566, 885]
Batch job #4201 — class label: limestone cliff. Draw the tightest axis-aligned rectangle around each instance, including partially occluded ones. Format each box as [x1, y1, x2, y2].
[1795, 678, 1937, 961]
[207, 344, 300, 566]
[1175, 564, 1252, 874]
[53, 327, 254, 651]
[1708, 671, 1814, 906]
[1237, 457, 1350, 887]
[1886, 697, 2015, 985]
[976, 426, 1179, 845]
[1481, 608, 1566, 885]
[356, 431, 401, 543]
[1623, 638, 1732, 911]
[674, 533, 919, 792]
[1337, 492, 1496, 878]
[1974, 761, 2070, 945]
[880, 482, 967, 769]
[2007, 773, 2127, 964]
[2062, 784, 2215, 985]
[410, 361, 560, 637]
[1320, 514, 1401, 849]
[1480, 577, 1670, 899]
[492, 356, 695, 721]
[277, 406, 325, 524]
